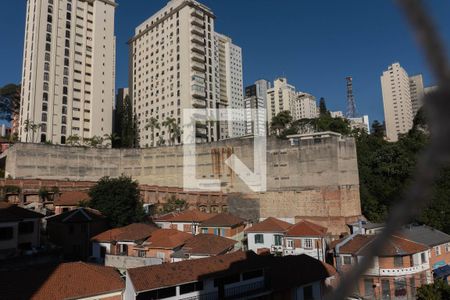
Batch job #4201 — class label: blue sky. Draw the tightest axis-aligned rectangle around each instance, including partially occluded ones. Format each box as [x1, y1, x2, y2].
[1, 0, 450, 124]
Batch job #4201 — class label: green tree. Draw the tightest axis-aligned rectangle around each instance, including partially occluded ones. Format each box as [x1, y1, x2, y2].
[371, 120, 385, 138]
[103, 133, 120, 148]
[416, 280, 450, 300]
[0, 84, 20, 121]
[162, 117, 177, 146]
[88, 175, 146, 227]
[161, 196, 188, 213]
[120, 95, 137, 148]
[66, 135, 81, 146]
[145, 117, 160, 147]
[318, 97, 330, 117]
[270, 111, 293, 136]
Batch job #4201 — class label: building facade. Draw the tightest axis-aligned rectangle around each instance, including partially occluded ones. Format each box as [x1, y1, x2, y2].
[244, 79, 270, 136]
[266, 78, 297, 125]
[381, 63, 414, 142]
[292, 92, 318, 120]
[19, 0, 116, 145]
[409, 74, 424, 116]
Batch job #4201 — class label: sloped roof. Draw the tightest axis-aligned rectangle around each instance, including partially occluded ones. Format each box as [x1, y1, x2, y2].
[336, 234, 429, 256]
[0, 202, 44, 222]
[286, 220, 327, 237]
[200, 213, 245, 227]
[128, 251, 336, 293]
[92, 223, 158, 242]
[0, 262, 124, 300]
[145, 229, 192, 249]
[399, 224, 450, 247]
[245, 217, 292, 233]
[46, 208, 105, 224]
[154, 210, 216, 223]
[173, 234, 237, 257]
[54, 191, 89, 206]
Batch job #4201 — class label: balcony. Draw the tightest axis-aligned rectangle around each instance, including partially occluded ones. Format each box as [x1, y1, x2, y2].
[192, 43, 205, 55]
[365, 262, 430, 277]
[191, 9, 204, 19]
[191, 18, 204, 28]
[193, 99, 207, 109]
[191, 27, 205, 37]
[191, 52, 205, 63]
[192, 61, 205, 72]
[105, 254, 162, 270]
[192, 35, 205, 46]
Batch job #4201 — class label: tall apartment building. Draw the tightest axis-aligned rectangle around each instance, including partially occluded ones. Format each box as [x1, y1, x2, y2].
[381, 63, 414, 142]
[244, 79, 271, 136]
[19, 0, 116, 145]
[409, 74, 424, 116]
[129, 0, 243, 146]
[215, 33, 244, 138]
[266, 78, 297, 125]
[292, 92, 318, 120]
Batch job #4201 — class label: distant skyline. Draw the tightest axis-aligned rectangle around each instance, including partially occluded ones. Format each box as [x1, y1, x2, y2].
[1, 0, 450, 125]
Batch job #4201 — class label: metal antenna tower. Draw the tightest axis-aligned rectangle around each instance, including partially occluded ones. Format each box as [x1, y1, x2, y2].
[346, 76, 357, 118]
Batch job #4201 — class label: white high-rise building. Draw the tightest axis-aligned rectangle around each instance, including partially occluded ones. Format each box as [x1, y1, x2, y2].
[244, 79, 271, 136]
[266, 78, 297, 125]
[381, 63, 414, 142]
[409, 74, 424, 116]
[292, 92, 318, 120]
[215, 33, 244, 138]
[20, 0, 116, 145]
[129, 0, 243, 146]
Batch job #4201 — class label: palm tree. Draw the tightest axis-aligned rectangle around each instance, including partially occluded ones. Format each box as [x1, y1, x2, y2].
[30, 123, 39, 143]
[162, 117, 177, 146]
[157, 136, 165, 147]
[145, 117, 160, 147]
[23, 119, 31, 142]
[103, 133, 120, 148]
[67, 135, 81, 146]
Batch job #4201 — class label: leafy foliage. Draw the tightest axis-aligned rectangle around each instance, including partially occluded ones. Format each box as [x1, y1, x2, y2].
[88, 176, 146, 227]
[0, 84, 20, 121]
[161, 196, 188, 213]
[117, 95, 139, 148]
[356, 107, 450, 233]
[416, 280, 450, 300]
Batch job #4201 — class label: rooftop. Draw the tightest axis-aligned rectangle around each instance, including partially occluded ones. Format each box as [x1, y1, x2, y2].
[245, 217, 292, 233]
[154, 210, 216, 223]
[53, 191, 89, 206]
[286, 220, 328, 237]
[335, 234, 429, 256]
[92, 223, 159, 243]
[144, 229, 192, 249]
[46, 207, 105, 224]
[399, 224, 450, 247]
[0, 262, 124, 300]
[0, 202, 44, 222]
[200, 213, 245, 228]
[128, 251, 336, 294]
[172, 234, 237, 258]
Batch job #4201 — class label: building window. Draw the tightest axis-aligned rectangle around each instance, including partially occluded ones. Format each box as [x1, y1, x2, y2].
[394, 256, 403, 267]
[254, 234, 264, 244]
[343, 256, 352, 265]
[303, 238, 313, 249]
[446, 243, 450, 253]
[287, 239, 294, 248]
[381, 279, 390, 299]
[41, 113, 47, 122]
[41, 124, 47, 133]
[61, 126, 66, 135]
[434, 246, 441, 256]
[201, 228, 208, 234]
[274, 235, 283, 246]
[421, 252, 427, 264]
[0, 227, 14, 241]
[43, 82, 49, 91]
[137, 250, 146, 258]
[394, 278, 407, 298]
[42, 103, 48, 112]
[180, 281, 204, 295]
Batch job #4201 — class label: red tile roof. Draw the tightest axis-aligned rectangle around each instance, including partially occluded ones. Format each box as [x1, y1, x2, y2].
[92, 223, 158, 242]
[245, 217, 292, 233]
[145, 229, 192, 249]
[0, 262, 124, 300]
[0, 202, 44, 222]
[128, 251, 336, 294]
[286, 220, 328, 237]
[178, 234, 237, 256]
[154, 210, 216, 223]
[54, 191, 89, 206]
[336, 234, 429, 256]
[200, 213, 245, 227]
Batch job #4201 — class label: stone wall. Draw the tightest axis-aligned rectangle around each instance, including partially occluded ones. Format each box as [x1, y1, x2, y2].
[4, 136, 362, 234]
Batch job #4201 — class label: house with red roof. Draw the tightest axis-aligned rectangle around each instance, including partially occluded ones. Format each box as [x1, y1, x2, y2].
[331, 234, 432, 299]
[0, 262, 124, 300]
[171, 234, 237, 262]
[124, 251, 337, 300]
[53, 191, 90, 215]
[0, 202, 44, 259]
[198, 213, 247, 248]
[245, 217, 329, 261]
[153, 210, 216, 234]
[245, 217, 292, 255]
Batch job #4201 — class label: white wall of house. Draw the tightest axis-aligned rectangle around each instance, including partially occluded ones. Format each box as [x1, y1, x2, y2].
[247, 232, 284, 253]
[92, 242, 112, 261]
[284, 237, 326, 262]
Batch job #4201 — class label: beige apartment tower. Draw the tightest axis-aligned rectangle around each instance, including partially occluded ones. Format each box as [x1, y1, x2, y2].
[381, 63, 414, 142]
[19, 0, 116, 144]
